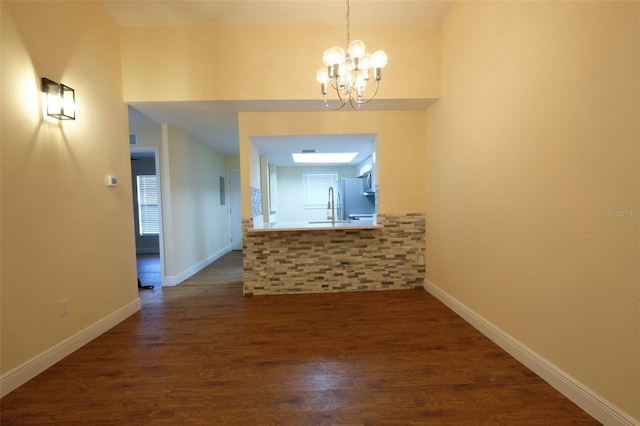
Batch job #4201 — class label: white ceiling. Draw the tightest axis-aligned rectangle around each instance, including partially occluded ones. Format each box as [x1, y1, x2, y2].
[109, 1, 452, 163]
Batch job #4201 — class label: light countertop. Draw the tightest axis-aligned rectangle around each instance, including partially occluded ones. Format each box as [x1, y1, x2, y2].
[248, 219, 383, 232]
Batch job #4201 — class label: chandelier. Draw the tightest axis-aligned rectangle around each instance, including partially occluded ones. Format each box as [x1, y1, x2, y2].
[316, 0, 388, 110]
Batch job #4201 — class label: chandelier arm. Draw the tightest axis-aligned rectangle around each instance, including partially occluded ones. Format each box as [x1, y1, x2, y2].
[323, 96, 348, 111]
[324, 81, 350, 109]
[348, 96, 362, 110]
[328, 77, 349, 95]
[334, 83, 351, 104]
[350, 80, 380, 104]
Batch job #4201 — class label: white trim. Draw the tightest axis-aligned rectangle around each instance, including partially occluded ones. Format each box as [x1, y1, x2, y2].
[0, 298, 141, 398]
[424, 280, 638, 426]
[228, 169, 243, 251]
[163, 245, 232, 286]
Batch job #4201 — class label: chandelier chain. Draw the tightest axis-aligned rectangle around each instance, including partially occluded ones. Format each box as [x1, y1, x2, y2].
[346, 0, 350, 46]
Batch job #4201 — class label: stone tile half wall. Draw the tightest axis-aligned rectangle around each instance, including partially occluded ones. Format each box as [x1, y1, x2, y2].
[242, 213, 425, 296]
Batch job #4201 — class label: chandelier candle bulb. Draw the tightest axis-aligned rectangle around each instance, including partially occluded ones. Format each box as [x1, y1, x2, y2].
[316, 69, 329, 84]
[370, 51, 388, 69]
[348, 39, 366, 59]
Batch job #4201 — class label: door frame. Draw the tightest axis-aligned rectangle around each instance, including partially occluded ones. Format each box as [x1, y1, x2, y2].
[227, 169, 242, 250]
[130, 145, 166, 286]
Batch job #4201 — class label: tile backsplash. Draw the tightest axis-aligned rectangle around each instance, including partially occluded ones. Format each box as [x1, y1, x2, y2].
[250, 187, 262, 218]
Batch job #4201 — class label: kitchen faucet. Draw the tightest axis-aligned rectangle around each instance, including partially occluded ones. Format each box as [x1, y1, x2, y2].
[327, 186, 335, 224]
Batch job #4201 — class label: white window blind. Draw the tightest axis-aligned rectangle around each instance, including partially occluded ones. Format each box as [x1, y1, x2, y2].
[137, 175, 159, 236]
[303, 172, 338, 208]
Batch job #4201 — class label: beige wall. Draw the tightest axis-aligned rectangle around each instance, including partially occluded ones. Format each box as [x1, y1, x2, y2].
[163, 126, 230, 277]
[131, 124, 163, 150]
[118, 20, 440, 227]
[1, 2, 139, 374]
[119, 25, 440, 102]
[238, 111, 426, 219]
[425, 1, 639, 419]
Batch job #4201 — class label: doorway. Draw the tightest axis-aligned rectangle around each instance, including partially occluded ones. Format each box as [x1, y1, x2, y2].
[131, 146, 166, 287]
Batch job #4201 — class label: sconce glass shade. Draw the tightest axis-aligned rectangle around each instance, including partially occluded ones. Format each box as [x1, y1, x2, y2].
[42, 78, 75, 120]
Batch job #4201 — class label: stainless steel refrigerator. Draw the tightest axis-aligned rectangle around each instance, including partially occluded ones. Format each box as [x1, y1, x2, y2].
[337, 178, 376, 220]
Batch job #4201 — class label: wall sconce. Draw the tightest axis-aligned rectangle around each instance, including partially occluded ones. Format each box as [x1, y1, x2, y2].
[41, 78, 75, 120]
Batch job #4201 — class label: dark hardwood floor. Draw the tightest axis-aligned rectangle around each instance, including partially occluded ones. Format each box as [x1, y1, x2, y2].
[136, 254, 162, 288]
[1, 251, 598, 425]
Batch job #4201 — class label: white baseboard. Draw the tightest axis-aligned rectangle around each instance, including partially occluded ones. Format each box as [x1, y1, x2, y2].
[424, 280, 638, 426]
[0, 298, 141, 398]
[163, 245, 232, 286]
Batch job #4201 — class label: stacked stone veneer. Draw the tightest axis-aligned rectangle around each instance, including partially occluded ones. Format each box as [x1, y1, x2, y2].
[242, 213, 425, 296]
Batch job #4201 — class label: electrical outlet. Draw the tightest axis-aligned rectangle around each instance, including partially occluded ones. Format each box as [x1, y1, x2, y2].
[58, 299, 70, 317]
